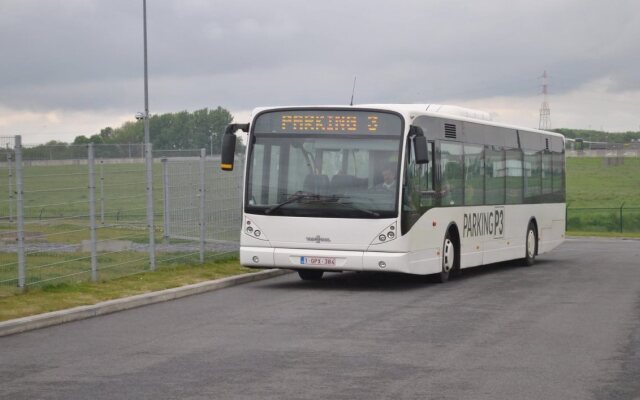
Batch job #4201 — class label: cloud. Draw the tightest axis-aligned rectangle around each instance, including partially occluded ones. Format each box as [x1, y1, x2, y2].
[0, 107, 131, 144]
[454, 77, 640, 132]
[0, 0, 639, 139]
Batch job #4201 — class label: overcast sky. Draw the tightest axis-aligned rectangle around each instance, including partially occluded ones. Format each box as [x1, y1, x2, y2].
[1, 0, 639, 144]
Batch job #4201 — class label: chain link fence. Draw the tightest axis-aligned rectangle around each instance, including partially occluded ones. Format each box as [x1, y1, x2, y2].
[162, 154, 243, 245]
[0, 136, 242, 295]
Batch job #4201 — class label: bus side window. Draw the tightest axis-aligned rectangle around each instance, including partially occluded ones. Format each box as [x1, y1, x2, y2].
[524, 150, 542, 203]
[464, 144, 484, 205]
[440, 142, 463, 206]
[485, 146, 505, 205]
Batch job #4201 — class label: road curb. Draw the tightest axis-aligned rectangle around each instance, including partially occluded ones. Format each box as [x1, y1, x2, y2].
[566, 236, 640, 241]
[0, 269, 291, 337]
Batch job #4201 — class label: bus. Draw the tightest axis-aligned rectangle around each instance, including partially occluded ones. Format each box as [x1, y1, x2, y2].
[220, 104, 565, 282]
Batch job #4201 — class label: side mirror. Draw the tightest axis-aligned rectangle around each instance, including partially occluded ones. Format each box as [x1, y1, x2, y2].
[220, 134, 236, 171]
[220, 123, 249, 171]
[410, 125, 429, 164]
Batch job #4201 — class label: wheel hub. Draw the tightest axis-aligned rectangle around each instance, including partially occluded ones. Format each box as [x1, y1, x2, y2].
[527, 230, 535, 258]
[443, 238, 454, 272]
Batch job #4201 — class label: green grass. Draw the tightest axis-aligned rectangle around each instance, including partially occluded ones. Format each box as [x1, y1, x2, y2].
[0, 257, 252, 322]
[1, 162, 162, 222]
[566, 157, 640, 208]
[566, 157, 640, 234]
[0, 250, 239, 296]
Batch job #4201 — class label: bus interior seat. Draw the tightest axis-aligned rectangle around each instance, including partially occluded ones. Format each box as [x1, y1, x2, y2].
[331, 174, 367, 193]
[331, 174, 355, 192]
[303, 174, 330, 195]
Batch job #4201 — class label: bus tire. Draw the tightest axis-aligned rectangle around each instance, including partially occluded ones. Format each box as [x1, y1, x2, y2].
[523, 222, 537, 266]
[297, 269, 324, 281]
[437, 231, 456, 283]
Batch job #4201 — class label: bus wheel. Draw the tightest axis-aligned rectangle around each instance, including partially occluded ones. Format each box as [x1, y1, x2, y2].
[437, 232, 456, 283]
[523, 223, 537, 266]
[297, 270, 324, 281]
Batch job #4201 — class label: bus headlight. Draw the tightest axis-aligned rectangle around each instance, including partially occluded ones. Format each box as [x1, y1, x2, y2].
[244, 218, 268, 241]
[370, 222, 398, 245]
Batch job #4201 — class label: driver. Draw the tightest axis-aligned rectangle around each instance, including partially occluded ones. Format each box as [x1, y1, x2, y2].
[376, 165, 396, 191]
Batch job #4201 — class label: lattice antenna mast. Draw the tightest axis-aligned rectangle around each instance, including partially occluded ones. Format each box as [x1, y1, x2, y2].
[538, 70, 551, 130]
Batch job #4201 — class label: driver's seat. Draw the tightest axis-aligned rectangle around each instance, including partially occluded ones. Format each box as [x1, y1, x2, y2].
[303, 174, 330, 195]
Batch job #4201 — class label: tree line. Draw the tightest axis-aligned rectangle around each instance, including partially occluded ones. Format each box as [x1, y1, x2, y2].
[3, 107, 245, 161]
[552, 128, 640, 144]
[72, 106, 243, 153]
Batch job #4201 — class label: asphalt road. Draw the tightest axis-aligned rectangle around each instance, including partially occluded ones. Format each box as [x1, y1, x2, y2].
[1, 238, 639, 400]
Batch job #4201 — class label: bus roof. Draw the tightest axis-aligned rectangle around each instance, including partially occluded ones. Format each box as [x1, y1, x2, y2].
[250, 104, 565, 140]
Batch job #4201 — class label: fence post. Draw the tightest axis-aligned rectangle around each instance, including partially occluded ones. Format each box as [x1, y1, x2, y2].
[162, 158, 170, 242]
[199, 148, 206, 263]
[145, 142, 156, 271]
[14, 135, 26, 289]
[620, 202, 625, 233]
[88, 144, 98, 281]
[99, 160, 105, 224]
[6, 144, 14, 223]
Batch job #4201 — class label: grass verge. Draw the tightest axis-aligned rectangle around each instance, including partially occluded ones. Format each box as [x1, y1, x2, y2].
[567, 231, 640, 239]
[0, 257, 252, 322]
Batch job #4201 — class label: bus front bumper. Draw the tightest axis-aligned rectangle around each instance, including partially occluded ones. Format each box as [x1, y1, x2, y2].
[240, 246, 442, 275]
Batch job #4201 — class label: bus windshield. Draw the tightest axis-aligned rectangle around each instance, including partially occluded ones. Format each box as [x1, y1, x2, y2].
[246, 135, 402, 218]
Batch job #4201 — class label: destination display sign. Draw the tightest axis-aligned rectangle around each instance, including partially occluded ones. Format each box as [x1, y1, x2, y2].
[253, 110, 402, 135]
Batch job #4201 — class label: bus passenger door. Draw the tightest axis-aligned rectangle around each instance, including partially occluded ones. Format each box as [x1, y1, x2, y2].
[402, 141, 434, 234]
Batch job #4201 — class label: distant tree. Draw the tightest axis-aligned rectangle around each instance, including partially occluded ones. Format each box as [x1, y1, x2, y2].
[113, 120, 144, 144]
[88, 134, 104, 144]
[99, 127, 114, 140]
[73, 135, 91, 145]
[44, 140, 67, 146]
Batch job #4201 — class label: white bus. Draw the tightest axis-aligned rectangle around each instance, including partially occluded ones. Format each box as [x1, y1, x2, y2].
[221, 104, 565, 282]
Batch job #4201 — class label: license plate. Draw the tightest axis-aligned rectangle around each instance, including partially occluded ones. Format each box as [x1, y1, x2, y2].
[299, 256, 336, 266]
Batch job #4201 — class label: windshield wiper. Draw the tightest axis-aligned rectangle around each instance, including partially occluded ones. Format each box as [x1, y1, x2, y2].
[265, 192, 318, 214]
[335, 201, 380, 217]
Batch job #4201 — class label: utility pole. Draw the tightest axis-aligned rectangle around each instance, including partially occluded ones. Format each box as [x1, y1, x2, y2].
[538, 70, 551, 130]
[142, 0, 155, 270]
[143, 0, 150, 145]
